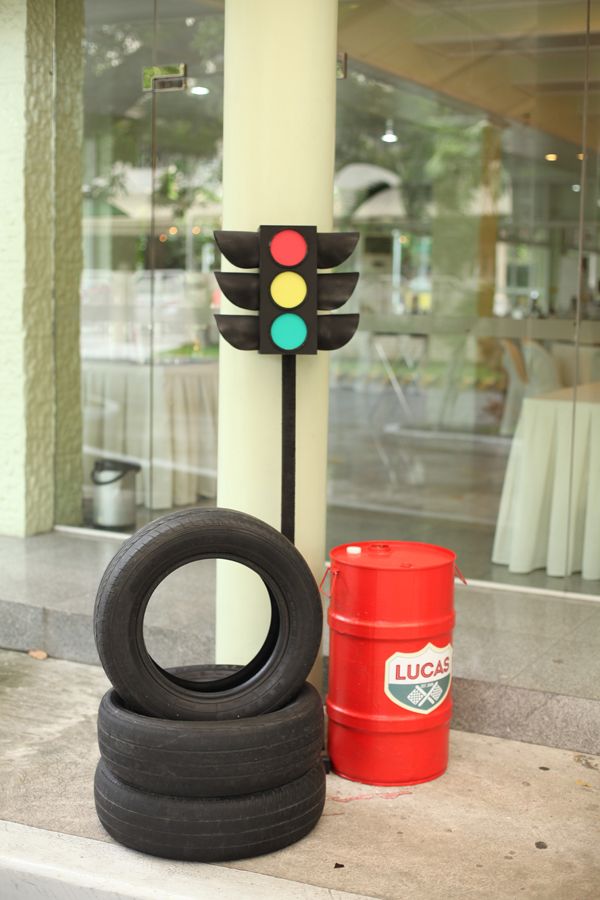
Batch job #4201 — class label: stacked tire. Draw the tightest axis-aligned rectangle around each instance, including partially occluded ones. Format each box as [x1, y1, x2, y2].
[93, 508, 326, 862]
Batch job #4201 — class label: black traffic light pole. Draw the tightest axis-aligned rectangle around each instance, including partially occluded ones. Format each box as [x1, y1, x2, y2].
[281, 355, 297, 542]
[214, 226, 359, 545]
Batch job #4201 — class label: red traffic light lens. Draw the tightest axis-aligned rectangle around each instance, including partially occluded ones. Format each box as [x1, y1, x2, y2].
[270, 229, 307, 267]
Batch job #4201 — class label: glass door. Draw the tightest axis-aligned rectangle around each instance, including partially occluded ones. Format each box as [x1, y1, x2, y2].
[61, 0, 599, 599]
[79, 2, 157, 530]
[145, 5, 224, 521]
[73, 1, 224, 532]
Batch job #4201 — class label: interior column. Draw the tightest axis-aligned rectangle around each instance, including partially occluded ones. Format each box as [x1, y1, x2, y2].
[216, 0, 338, 675]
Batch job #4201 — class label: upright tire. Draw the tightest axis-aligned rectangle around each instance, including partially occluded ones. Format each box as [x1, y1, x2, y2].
[93, 508, 323, 720]
[94, 759, 326, 862]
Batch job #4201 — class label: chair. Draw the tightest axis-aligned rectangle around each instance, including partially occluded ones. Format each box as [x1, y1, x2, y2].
[522, 340, 561, 397]
[499, 339, 526, 436]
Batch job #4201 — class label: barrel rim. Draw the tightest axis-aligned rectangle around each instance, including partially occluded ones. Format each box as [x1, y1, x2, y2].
[329, 540, 457, 571]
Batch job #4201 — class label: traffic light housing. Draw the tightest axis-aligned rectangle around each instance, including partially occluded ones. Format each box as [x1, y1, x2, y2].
[214, 226, 359, 355]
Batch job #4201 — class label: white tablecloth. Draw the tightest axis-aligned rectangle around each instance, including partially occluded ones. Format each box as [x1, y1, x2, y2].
[83, 360, 218, 509]
[492, 382, 600, 580]
[550, 343, 600, 387]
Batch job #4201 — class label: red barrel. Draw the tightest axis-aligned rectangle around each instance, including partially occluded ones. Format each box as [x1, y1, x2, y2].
[326, 541, 456, 786]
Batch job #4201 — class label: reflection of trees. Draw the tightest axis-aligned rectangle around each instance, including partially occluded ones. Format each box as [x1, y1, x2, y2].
[84, 20, 510, 233]
[336, 71, 509, 226]
[84, 14, 225, 180]
[336, 72, 435, 223]
[84, 24, 144, 77]
[155, 157, 220, 220]
[426, 120, 504, 215]
[83, 167, 127, 204]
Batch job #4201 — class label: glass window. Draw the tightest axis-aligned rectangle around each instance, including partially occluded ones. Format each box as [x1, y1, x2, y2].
[75, 2, 223, 531]
[57, 0, 599, 600]
[332, 0, 599, 596]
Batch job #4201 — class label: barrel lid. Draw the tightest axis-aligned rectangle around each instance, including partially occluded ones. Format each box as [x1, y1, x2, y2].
[329, 541, 456, 571]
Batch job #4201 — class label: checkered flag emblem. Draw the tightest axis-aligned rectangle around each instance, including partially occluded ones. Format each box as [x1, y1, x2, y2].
[408, 681, 443, 708]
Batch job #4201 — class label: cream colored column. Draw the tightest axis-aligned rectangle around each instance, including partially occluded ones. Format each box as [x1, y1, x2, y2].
[0, 0, 55, 535]
[0, 0, 83, 535]
[216, 0, 338, 668]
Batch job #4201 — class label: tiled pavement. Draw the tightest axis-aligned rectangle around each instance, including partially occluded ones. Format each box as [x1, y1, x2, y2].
[1, 649, 599, 900]
[0, 529, 599, 753]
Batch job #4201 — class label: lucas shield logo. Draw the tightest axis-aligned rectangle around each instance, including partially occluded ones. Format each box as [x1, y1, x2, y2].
[384, 643, 452, 715]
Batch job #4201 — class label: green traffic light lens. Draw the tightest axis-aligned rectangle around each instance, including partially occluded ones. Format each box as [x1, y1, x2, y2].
[270, 313, 307, 351]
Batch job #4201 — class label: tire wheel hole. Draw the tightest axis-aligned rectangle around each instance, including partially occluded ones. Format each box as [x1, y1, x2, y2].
[143, 558, 275, 689]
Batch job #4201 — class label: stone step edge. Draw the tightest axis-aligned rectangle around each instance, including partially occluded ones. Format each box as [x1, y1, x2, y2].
[0, 820, 372, 900]
[2, 597, 597, 756]
[0, 598, 212, 667]
[452, 676, 600, 757]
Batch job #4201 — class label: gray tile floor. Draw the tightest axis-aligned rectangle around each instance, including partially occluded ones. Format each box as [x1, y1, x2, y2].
[1, 529, 599, 704]
[326, 503, 600, 596]
[328, 380, 599, 595]
[328, 383, 506, 526]
[107, 381, 600, 596]
[82, 380, 600, 595]
[129, 497, 599, 596]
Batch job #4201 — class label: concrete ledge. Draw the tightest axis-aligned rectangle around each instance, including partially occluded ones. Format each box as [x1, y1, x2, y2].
[3, 615, 599, 753]
[0, 598, 214, 667]
[322, 665, 600, 756]
[1, 531, 599, 754]
[0, 821, 370, 900]
[452, 677, 600, 756]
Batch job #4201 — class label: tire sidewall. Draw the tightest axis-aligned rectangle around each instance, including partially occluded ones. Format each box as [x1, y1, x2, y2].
[94, 508, 322, 720]
[97, 680, 324, 796]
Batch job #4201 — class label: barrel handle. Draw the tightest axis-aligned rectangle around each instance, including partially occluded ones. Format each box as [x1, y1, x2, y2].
[319, 562, 338, 600]
[91, 469, 126, 486]
[454, 564, 468, 585]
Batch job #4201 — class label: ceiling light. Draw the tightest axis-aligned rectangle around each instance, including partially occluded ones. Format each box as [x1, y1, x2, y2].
[572, 184, 581, 192]
[545, 153, 558, 162]
[190, 85, 210, 96]
[381, 119, 398, 144]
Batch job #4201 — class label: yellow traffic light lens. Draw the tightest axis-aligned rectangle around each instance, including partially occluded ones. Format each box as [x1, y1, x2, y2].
[270, 271, 307, 309]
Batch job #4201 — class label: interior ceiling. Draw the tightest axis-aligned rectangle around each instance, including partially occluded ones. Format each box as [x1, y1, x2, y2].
[86, 0, 599, 151]
[338, 0, 600, 148]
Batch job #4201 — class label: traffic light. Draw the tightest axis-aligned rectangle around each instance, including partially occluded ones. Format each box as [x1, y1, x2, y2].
[214, 226, 359, 354]
[258, 225, 317, 354]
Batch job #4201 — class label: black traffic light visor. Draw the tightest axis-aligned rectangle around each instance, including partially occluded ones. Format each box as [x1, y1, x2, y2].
[214, 230, 259, 268]
[215, 229, 359, 270]
[214, 314, 259, 350]
[317, 272, 359, 310]
[214, 272, 259, 310]
[316, 232, 359, 268]
[317, 314, 360, 350]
